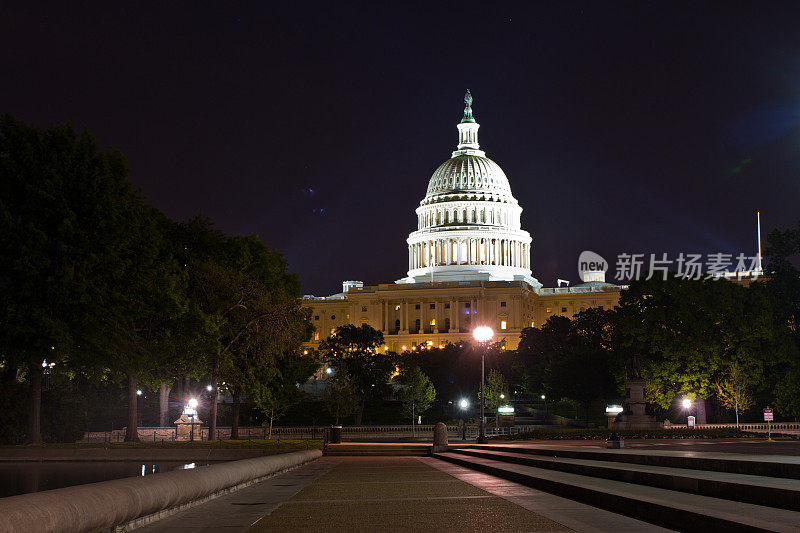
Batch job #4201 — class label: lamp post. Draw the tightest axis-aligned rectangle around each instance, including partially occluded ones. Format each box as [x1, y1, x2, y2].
[473, 326, 494, 444]
[459, 398, 469, 440]
[188, 398, 198, 441]
[682, 398, 693, 428]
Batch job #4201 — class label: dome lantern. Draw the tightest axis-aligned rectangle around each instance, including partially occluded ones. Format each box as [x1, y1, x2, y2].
[456, 90, 481, 153]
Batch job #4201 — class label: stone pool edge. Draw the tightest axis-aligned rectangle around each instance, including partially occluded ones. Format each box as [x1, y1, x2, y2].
[0, 449, 322, 533]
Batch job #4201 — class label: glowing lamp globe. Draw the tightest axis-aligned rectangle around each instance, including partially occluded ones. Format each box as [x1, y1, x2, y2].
[459, 399, 469, 410]
[188, 398, 198, 409]
[682, 399, 692, 409]
[473, 326, 494, 343]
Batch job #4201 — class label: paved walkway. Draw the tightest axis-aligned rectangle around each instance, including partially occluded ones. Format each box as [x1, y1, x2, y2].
[140, 456, 671, 532]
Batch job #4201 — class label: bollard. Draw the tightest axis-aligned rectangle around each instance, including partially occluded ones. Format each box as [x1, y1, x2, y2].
[606, 432, 624, 449]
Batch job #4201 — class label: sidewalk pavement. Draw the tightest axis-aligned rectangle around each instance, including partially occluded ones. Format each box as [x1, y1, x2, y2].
[139, 455, 671, 532]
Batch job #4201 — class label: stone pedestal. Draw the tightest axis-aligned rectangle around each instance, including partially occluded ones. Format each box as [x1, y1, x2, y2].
[174, 414, 203, 441]
[613, 378, 661, 430]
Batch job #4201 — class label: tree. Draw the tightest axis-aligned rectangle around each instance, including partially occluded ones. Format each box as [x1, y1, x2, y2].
[716, 362, 753, 426]
[250, 348, 319, 438]
[0, 115, 145, 443]
[177, 220, 313, 439]
[764, 221, 800, 420]
[616, 275, 791, 415]
[515, 316, 574, 396]
[397, 365, 435, 435]
[319, 324, 393, 425]
[484, 369, 509, 426]
[323, 374, 359, 424]
[97, 207, 187, 441]
[523, 310, 619, 426]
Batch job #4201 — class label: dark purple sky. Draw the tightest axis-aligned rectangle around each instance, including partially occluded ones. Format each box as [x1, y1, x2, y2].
[3, 2, 799, 295]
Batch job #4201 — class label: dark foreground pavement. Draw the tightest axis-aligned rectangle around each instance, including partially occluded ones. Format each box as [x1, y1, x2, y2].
[140, 456, 670, 532]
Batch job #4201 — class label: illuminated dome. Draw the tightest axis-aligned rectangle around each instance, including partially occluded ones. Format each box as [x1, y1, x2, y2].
[425, 155, 514, 199]
[397, 91, 540, 288]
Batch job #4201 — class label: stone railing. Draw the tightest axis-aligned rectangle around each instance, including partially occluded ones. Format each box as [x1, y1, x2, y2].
[697, 422, 800, 435]
[537, 285, 627, 295]
[85, 422, 587, 443]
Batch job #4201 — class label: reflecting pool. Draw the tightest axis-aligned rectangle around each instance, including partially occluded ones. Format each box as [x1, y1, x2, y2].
[0, 461, 217, 498]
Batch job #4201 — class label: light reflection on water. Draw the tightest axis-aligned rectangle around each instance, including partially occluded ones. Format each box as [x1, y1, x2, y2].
[0, 461, 214, 498]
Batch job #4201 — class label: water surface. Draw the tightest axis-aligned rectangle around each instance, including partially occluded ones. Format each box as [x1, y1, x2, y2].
[0, 461, 216, 498]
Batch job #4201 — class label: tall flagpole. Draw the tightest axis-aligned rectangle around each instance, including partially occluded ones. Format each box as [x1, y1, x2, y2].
[757, 211, 763, 273]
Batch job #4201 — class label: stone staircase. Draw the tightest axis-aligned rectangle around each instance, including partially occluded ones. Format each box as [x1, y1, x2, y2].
[433, 445, 800, 531]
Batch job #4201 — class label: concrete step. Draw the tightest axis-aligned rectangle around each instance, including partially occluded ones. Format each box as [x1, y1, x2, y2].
[483, 444, 800, 479]
[434, 451, 800, 532]
[450, 447, 800, 511]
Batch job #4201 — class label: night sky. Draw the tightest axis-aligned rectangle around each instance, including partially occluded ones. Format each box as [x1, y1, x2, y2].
[3, 3, 799, 295]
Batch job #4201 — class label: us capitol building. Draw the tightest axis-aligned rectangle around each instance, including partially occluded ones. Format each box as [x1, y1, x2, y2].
[303, 92, 623, 351]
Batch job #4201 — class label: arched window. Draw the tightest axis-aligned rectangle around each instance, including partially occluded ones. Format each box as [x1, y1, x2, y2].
[395, 319, 400, 332]
[444, 317, 450, 331]
[414, 318, 421, 332]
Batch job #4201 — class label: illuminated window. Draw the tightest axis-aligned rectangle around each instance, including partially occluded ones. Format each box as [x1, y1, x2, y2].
[530, 321, 535, 327]
[546, 307, 552, 313]
[500, 320, 507, 330]
[330, 328, 335, 335]
[395, 305, 400, 311]
[500, 301, 507, 307]
[314, 332, 319, 341]
[430, 319, 436, 326]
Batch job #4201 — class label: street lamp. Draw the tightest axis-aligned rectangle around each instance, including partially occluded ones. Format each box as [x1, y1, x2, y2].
[473, 326, 494, 444]
[459, 398, 469, 410]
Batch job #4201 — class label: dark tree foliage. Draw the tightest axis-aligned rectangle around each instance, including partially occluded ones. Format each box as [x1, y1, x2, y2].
[319, 324, 393, 425]
[519, 310, 619, 424]
[0, 115, 144, 443]
[617, 274, 794, 414]
[177, 219, 314, 438]
[764, 222, 800, 419]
